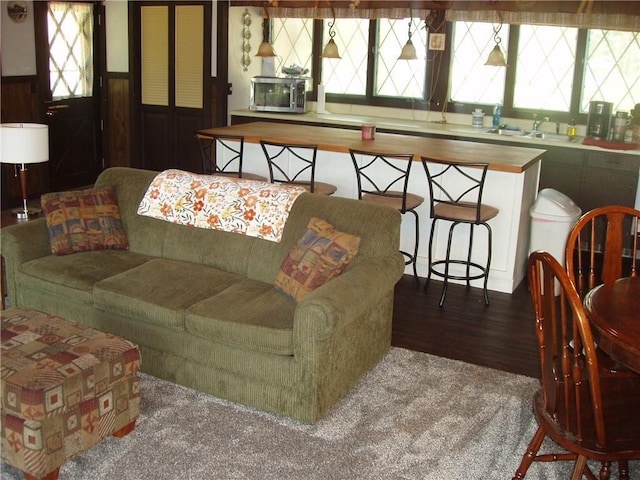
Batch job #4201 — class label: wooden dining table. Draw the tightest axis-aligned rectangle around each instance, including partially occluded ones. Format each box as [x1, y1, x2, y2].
[584, 276, 640, 374]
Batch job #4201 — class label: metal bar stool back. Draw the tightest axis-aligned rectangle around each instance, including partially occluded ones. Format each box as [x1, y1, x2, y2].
[260, 140, 337, 195]
[195, 132, 266, 181]
[350, 149, 424, 280]
[422, 158, 499, 306]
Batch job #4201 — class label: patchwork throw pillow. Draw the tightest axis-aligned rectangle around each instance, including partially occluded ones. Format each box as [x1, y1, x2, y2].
[42, 185, 129, 256]
[275, 217, 361, 302]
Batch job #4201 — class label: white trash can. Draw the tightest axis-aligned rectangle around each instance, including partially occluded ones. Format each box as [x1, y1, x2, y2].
[529, 188, 582, 266]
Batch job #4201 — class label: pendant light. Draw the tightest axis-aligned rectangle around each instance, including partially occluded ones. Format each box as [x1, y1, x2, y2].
[322, 8, 341, 59]
[256, 40, 276, 57]
[484, 11, 507, 67]
[398, 15, 417, 60]
[256, 6, 276, 57]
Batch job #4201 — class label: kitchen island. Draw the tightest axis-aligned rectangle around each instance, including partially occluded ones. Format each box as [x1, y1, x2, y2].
[199, 122, 545, 294]
[231, 109, 640, 214]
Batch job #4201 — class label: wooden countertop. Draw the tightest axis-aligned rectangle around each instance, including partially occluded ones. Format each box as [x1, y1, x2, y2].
[231, 109, 640, 157]
[200, 122, 545, 174]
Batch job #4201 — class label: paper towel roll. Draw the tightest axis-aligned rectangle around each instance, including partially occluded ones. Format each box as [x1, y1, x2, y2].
[317, 83, 326, 114]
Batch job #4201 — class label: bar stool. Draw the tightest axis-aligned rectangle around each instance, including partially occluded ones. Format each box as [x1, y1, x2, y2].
[421, 158, 498, 306]
[350, 149, 423, 281]
[260, 140, 337, 195]
[195, 132, 267, 181]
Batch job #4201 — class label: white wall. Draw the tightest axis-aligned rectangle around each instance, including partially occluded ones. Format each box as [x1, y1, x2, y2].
[1, 0, 37, 76]
[227, 7, 265, 117]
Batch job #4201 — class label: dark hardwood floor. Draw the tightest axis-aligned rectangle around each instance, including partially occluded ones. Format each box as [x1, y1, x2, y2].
[392, 275, 540, 379]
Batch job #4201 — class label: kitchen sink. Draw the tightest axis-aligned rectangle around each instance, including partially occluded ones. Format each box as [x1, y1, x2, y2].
[483, 128, 575, 142]
[482, 128, 528, 137]
[525, 131, 574, 142]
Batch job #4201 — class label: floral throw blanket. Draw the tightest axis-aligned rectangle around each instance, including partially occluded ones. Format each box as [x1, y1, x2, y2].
[137, 169, 306, 242]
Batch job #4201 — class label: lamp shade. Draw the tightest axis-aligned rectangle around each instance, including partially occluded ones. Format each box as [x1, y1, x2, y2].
[255, 41, 276, 57]
[322, 38, 341, 59]
[398, 39, 418, 60]
[485, 45, 508, 67]
[0, 123, 49, 165]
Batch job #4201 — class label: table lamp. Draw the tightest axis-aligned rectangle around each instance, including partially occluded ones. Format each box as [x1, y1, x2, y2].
[0, 123, 49, 219]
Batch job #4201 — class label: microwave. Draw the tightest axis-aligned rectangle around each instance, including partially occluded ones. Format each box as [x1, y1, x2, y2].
[250, 76, 309, 113]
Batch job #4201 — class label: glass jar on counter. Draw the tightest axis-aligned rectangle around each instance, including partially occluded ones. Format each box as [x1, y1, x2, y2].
[472, 109, 484, 128]
[612, 111, 628, 142]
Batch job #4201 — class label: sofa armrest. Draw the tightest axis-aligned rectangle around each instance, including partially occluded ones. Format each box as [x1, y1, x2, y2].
[293, 253, 404, 345]
[1, 218, 51, 307]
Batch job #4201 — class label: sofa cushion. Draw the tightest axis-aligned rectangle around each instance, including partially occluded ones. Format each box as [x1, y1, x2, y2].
[93, 258, 244, 330]
[274, 217, 361, 302]
[41, 186, 129, 255]
[186, 278, 296, 355]
[16, 251, 153, 304]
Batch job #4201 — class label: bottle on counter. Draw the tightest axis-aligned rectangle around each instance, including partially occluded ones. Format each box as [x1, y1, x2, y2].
[567, 119, 577, 138]
[612, 111, 628, 142]
[633, 103, 640, 143]
[472, 108, 485, 128]
[492, 104, 502, 127]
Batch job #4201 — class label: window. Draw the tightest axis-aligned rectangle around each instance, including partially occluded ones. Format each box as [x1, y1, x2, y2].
[48, 2, 94, 100]
[450, 22, 508, 105]
[322, 18, 369, 96]
[582, 30, 639, 114]
[272, 17, 429, 104]
[272, 18, 313, 79]
[271, 17, 639, 120]
[449, 22, 638, 118]
[513, 25, 578, 111]
[376, 18, 427, 99]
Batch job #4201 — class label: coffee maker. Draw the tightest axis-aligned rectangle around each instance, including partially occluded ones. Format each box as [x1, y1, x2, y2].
[587, 101, 613, 140]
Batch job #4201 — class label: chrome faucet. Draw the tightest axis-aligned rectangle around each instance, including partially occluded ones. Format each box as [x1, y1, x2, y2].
[532, 114, 549, 132]
[531, 115, 561, 134]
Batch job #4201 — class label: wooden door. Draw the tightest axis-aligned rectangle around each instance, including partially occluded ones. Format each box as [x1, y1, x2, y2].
[130, 2, 211, 173]
[34, 1, 103, 192]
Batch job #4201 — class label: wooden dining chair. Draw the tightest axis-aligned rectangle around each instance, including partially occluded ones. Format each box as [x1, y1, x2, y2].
[349, 149, 424, 281]
[513, 251, 640, 480]
[194, 132, 267, 181]
[565, 205, 640, 298]
[260, 140, 337, 195]
[564, 205, 640, 378]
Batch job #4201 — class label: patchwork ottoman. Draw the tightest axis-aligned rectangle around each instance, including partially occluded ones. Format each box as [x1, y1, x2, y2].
[1, 307, 141, 480]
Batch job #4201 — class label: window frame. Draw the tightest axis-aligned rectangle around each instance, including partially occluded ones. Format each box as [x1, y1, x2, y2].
[289, 19, 635, 125]
[442, 24, 594, 125]
[305, 18, 431, 110]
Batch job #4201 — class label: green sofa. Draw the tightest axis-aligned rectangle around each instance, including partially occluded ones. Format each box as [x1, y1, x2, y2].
[1, 167, 404, 424]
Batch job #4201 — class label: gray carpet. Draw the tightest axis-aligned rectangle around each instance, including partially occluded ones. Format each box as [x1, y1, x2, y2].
[2, 348, 637, 479]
